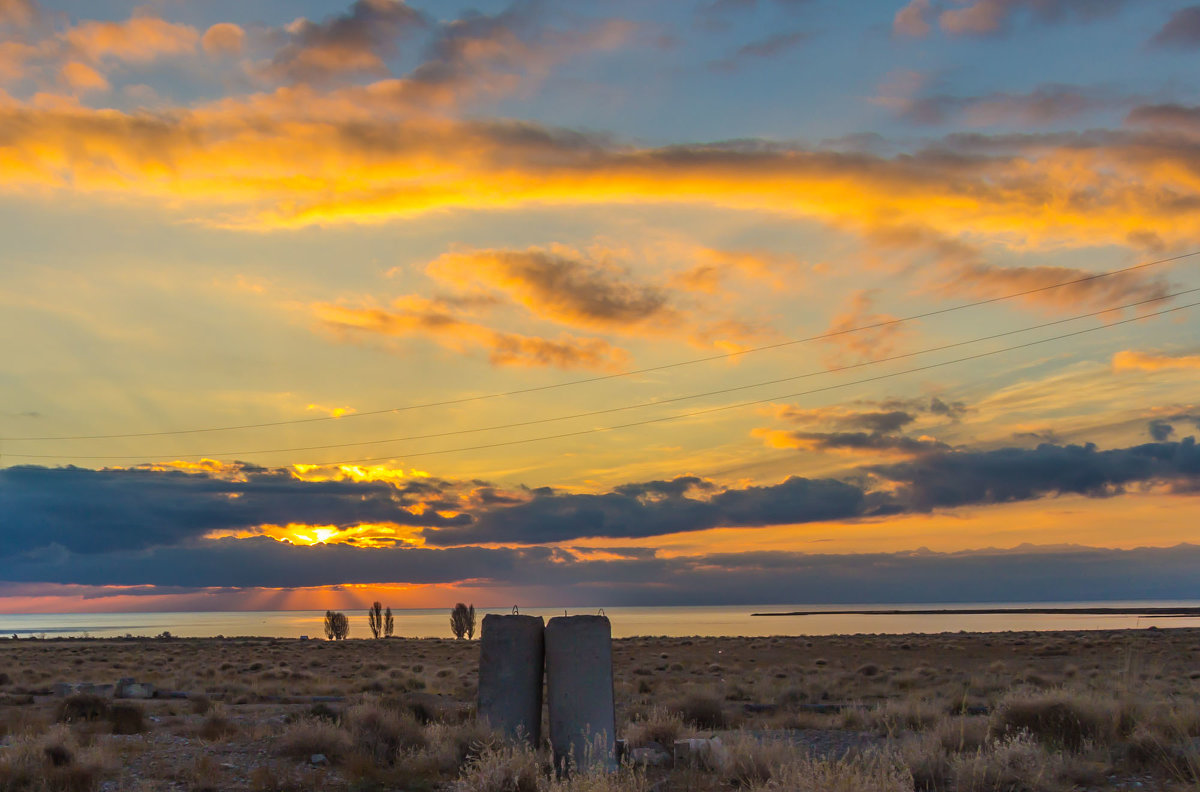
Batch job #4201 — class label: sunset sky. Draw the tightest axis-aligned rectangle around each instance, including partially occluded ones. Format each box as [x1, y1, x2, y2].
[2, 0, 1200, 613]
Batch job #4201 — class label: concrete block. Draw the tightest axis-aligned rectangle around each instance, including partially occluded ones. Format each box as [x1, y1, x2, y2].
[546, 615, 616, 773]
[477, 614, 544, 744]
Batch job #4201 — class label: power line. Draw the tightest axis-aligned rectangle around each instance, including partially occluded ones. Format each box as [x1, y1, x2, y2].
[8, 249, 1196, 442]
[12, 297, 1197, 463]
[317, 299, 1198, 465]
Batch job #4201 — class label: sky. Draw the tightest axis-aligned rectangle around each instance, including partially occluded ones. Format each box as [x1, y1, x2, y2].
[1, 0, 1200, 613]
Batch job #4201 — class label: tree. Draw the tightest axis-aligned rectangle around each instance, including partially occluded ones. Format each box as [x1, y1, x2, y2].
[450, 603, 475, 639]
[324, 610, 349, 640]
[368, 601, 383, 639]
[384, 607, 394, 638]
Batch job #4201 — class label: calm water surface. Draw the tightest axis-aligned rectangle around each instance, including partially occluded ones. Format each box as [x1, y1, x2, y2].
[2, 602, 1199, 639]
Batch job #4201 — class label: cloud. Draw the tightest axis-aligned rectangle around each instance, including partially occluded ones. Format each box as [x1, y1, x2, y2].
[0, 0, 38, 28]
[428, 474, 875, 545]
[755, 401, 955, 458]
[1126, 103, 1200, 134]
[895, 85, 1114, 127]
[937, 0, 1127, 37]
[268, 0, 425, 82]
[0, 462, 474, 558]
[894, 0, 932, 37]
[315, 296, 629, 370]
[391, 3, 633, 109]
[9, 533, 1200, 606]
[64, 16, 199, 62]
[865, 225, 1173, 312]
[821, 290, 906, 366]
[709, 30, 808, 71]
[1148, 5, 1200, 49]
[1112, 350, 1200, 372]
[3, 89, 1200, 254]
[202, 23, 245, 56]
[59, 61, 107, 93]
[872, 437, 1200, 510]
[426, 246, 675, 331]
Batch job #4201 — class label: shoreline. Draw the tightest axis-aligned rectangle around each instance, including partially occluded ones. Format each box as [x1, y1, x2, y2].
[752, 606, 1200, 617]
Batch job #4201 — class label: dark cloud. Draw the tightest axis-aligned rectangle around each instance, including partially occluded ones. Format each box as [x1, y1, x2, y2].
[709, 30, 809, 71]
[927, 397, 967, 419]
[5, 439, 1199, 561]
[269, 0, 425, 82]
[874, 438, 1200, 510]
[936, 0, 1128, 37]
[897, 85, 1112, 127]
[1147, 413, 1200, 441]
[1148, 5, 1200, 49]
[1126, 103, 1200, 133]
[781, 431, 951, 455]
[426, 475, 874, 546]
[5, 534, 1200, 606]
[0, 463, 471, 557]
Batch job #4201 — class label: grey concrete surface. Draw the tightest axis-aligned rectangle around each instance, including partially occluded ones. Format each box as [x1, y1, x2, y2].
[477, 613, 545, 744]
[545, 615, 616, 773]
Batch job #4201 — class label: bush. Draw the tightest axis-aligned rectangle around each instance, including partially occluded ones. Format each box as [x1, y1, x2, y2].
[673, 694, 729, 730]
[343, 702, 426, 765]
[108, 703, 146, 735]
[55, 693, 109, 724]
[277, 717, 353, 763]
[991, 688, 1128, 751]
[949, 733, 1062, 792]
[624, 707, 687, 749]
[453, 743, 542, 792]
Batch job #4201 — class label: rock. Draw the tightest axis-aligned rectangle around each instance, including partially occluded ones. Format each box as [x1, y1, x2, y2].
[115, 679, 156, 699]
[310, 754, 328, 766]
[220, 763, 237, 770]
[628, 743, 672, 767]
[673, 737, 729, 770]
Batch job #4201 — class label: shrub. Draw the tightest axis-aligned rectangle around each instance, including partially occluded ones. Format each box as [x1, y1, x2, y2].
[453, 743, 542, 792]
[673, 694, 729, 730]
[991, 688, 1128, 751]
[949, 733, 1062, 792]
[277, 717, 353, 763]
[624, 707, 687, 749]
[745, 752, 913, 792]
[108, 703, 146, 735]
[343, 702, 426, 765]
[55, 693, 109, 724]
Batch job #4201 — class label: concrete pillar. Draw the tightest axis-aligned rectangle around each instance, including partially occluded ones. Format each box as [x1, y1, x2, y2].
[476, 614, 544, 744]
[545, 615, 616, 773]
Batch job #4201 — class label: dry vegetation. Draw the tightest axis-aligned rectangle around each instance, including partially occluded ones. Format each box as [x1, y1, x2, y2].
[0, 628, 1197, 790]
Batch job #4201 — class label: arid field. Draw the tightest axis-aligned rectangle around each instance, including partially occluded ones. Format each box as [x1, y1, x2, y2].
[0, 628, 1197, 791]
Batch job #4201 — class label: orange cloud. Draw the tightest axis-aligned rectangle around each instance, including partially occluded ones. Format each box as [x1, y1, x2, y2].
[0, 82, 1196, 258]
[315, 296, 628, 370]
[201, 23, 245, 56]
[1112, 350, 1200, 372]
[820, 290, 907, 366]
[64, 16, 199, 62]
[426, 245, 677, 331]
[60, 61, 107, 93]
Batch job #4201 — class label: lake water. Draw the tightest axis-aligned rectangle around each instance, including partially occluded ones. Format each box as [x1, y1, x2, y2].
[2, 601, 1199, 639]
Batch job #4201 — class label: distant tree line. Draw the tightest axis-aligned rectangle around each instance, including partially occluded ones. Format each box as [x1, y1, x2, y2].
[323, 602, 475, 640]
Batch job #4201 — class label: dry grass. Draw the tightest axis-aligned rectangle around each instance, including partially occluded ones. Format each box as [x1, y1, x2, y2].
[0, 628, 1195, 790]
